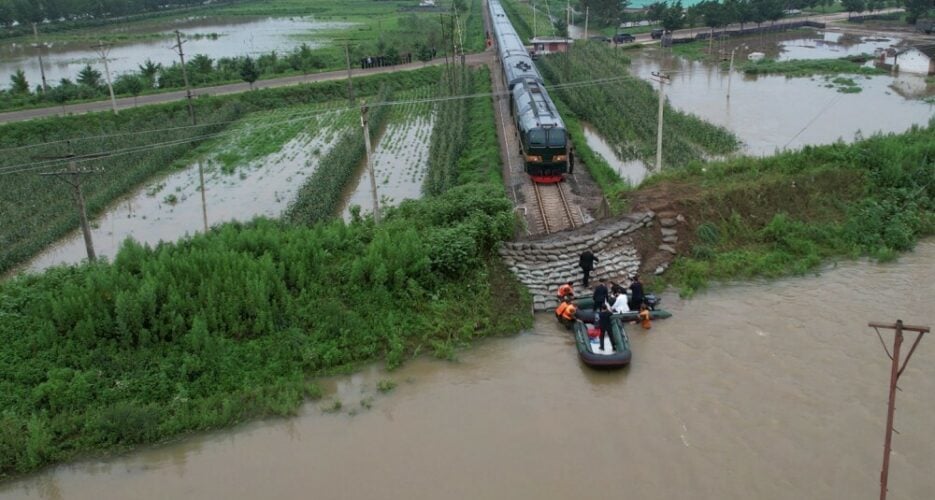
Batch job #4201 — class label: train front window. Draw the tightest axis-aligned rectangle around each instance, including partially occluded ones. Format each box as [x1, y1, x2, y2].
[547, 129, 566, 148]
[528, 129, 546, 147]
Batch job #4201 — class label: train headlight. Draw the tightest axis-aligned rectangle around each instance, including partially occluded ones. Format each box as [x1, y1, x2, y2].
[526, 155, 543, 162]
[553, 155, 567, 162]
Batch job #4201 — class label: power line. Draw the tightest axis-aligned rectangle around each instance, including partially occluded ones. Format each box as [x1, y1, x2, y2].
[0, 73, 647, 176]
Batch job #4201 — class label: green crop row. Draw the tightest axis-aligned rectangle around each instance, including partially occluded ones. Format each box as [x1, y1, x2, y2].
[741, 57, 887, 77]
[285, 86, 395, 224]
[0, 180, 525, 478]
[0, 67, 443, 275]
[538, 43, 739, 168]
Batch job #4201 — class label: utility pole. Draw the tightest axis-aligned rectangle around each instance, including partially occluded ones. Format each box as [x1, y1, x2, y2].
[172, 30, 208, 232]
[32, 23, 48, 93]
[726, 44, 745, 101]
[868, 320, 929, 500]
[360, 102, 380, 223]
[344, 41, 355, 105]
[91, 40, 119, 115]
[566, 0, 571, 41]
[651, 71, 670, 172]
[533, 0, 538, 39]
[172, 31, 196, 126]
[585, 6, 589, 39]
[38, 146, 106, 263]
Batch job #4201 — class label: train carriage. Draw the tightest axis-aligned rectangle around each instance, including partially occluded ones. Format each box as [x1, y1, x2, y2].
[488, 0, 570, 183]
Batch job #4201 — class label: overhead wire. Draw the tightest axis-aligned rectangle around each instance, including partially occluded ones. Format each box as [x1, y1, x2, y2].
[0, 72, 644, 176]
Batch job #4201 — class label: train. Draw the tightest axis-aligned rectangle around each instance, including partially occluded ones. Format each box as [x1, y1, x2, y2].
[487, 0, 571, 184]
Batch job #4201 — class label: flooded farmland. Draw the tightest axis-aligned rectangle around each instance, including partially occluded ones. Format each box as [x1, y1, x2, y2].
[0, 16, 352, 91]
[342, 98, 435, 219]
[4, 240, 933, 500]
[581, 123, 650, 186]
[629, 32, 934, 156]
[16, 105, 352, 273]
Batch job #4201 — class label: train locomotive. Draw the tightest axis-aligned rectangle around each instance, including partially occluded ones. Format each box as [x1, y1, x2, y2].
[488, 0, 570, 184]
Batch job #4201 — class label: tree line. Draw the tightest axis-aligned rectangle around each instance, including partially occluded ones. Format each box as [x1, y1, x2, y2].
[0, 0, 246, 27]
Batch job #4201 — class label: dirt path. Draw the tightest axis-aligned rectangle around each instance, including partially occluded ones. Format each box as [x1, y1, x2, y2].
[0, 52, 494, 124]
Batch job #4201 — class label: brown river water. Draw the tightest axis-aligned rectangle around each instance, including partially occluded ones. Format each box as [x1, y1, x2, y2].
[3, 240, 933, 499]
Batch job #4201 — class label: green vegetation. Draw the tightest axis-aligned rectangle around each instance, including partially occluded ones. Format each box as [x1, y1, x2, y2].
[376, 379, 397, 393]
[0, 67, 442, 276]
[642, 122, 935, 297]
[1, 0, 488, 113]
[538, 43, 738, 168]
[742, 57, 886, 77]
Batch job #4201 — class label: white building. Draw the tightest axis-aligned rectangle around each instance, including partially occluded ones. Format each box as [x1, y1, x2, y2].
[879, 45, 935, 76]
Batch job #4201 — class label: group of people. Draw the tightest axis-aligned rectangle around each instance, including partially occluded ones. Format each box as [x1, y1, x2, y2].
[553, 249, 655, 351]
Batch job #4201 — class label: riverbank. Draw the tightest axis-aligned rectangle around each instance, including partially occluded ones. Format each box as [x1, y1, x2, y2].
[623, 121, 935, 296]
[3, 240, 932, 499]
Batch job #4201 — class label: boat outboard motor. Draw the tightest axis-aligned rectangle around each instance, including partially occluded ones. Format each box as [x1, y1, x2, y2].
[644, 293, 661, 311]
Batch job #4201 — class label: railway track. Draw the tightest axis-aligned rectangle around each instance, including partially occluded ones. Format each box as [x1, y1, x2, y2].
[532, 181, 578, 235]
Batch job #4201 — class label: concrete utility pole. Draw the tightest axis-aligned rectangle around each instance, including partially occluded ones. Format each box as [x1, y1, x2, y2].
[32, 23, 48, 93]
[38, 146, 106, 262]
[651, 71, 670, 171]
[91, 40, 119, 115]
[172, 31, 196, 126]
[585, 6, 589, 39]
[566, 0, 571, 41]
[360, 102, 380, 223]
[726, 44, 746, 101]
[868, 320, 929, 500]
[344, 41, 355, 105]
[533, 0, 538, 39]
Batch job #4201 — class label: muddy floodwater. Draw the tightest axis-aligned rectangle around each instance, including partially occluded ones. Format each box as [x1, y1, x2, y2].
[342, 113, 434, 220]
[0, 16, 351, 91]
[19, 129, 339, 273]
[630, 33, 934, 156]
[4, 241, 933, 499]
[581, 123, 649, 186]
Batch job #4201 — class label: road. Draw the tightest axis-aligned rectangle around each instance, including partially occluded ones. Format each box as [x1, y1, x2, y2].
[0, 52, 494, 124]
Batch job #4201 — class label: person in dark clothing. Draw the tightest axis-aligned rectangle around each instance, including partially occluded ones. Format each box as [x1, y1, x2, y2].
[579, 249, 598, 287]
[628, 275, 644, 312]
[598, 303, 614, 351]
[592, 279, 609, 311]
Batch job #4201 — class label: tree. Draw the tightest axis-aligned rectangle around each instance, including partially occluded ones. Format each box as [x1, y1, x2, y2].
[647, 1, 667, 21]
[76, 64, 102, 88]
[841, 0, 865, 18]
[904, 0, 933, 24]
[240, 56, 259, 89]
[581, 0, 624, 26]
[662, 1, 685, 32]
[416, 44, 434, 63]
[9, 69, 29, 95]
[113, 74, 144, 105]
[0, 1, 15, 28]
[12, 0, 43, 24]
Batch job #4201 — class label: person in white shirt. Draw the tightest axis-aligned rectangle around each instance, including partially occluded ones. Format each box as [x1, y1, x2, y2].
[610, 292, 630, 314]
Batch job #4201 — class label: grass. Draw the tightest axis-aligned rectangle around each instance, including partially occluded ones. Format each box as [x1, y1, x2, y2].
[638, 121, 935, 297]
[742, 58, 887, 77]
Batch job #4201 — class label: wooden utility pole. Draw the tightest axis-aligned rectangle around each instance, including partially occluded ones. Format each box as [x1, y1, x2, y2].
[344, 41, 355, 105]
[172, 31, 196, 126]
[32, 23, 48, 93]
[868, 320, 929, 500]
[91, 40, 119, 115]
[651, 71, 670, 171]
[38, 147, 106, 263]
[360, 102, 380, 223]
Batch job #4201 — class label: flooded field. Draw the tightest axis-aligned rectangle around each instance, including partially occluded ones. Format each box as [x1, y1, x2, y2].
[0, 16, 352, 91]
[631, 32, 934, 156]
[342, 95, 435, 219]
[4, 240, 933, 500]
[18, 104, 353, 273]
[581, 123, 650, 186]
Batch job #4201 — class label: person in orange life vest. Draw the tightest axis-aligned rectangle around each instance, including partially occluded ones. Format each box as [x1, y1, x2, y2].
[639, 303, 652, 330]
[557, 297, 577, 327]
[557, 281, 575, 301]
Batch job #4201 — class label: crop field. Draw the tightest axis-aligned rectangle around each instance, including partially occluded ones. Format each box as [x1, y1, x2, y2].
[343, 87, 436, 218]
[0, 66, 441, 275]
[538, 43, 739, 169]
[21, 101, 360, 272]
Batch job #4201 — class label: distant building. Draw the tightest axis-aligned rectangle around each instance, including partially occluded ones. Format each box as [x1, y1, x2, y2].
[878, 44, 935, 76]
[530, 36, 572, 57]
[419, 0, 436, 6]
